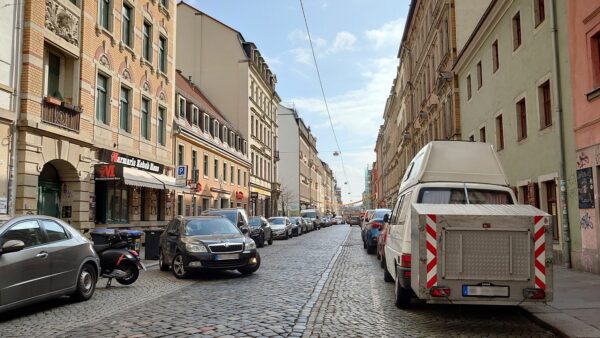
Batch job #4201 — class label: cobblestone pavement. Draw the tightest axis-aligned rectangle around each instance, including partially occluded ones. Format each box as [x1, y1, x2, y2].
[0, 225, 556, 337]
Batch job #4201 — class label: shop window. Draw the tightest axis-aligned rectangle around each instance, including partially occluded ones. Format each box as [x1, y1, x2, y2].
[122, 3, 133, 47]
[495, 114, 504, 150]
[516, 98, 527, 141]
[539, 81, 552, 129]
[202, 198, 210, 212]
[120, 86, 131, 132]
[142, 21, 152, 61]
[492, 40, 499, 73]
[141, 97, 150, 140]
[158, 106, 166, 146]
[96, 181, 128, 223]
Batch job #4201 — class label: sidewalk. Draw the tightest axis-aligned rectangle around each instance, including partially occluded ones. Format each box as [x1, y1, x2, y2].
[139, 247, 159, 269]
[521, 266, 600, 338]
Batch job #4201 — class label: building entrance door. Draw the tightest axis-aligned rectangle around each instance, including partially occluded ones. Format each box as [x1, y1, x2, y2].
[37, 164, 61, 218]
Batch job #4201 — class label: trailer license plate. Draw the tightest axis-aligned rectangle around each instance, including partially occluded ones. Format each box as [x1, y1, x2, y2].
[215, 254, 239, 261]
[463, 285, 509, 297]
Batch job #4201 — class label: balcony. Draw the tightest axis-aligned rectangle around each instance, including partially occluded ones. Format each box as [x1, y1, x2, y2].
[42, 97, 82, 132]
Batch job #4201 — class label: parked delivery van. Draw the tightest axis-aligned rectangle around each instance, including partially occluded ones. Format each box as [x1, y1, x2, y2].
[384, 141, 553, 308]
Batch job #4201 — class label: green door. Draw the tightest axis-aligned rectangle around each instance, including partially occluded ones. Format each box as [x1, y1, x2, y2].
[38, 179, 61, 218]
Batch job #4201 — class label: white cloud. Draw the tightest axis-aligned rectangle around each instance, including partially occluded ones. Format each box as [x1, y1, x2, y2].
[289, 48, 313, 65]
[330, 31, 356, 52]
[365, 17, 405, 49]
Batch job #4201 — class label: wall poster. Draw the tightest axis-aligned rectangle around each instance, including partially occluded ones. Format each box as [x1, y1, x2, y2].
[577, 168, 594, 209]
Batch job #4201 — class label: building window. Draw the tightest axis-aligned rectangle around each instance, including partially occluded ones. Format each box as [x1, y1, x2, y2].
[158, 106, 166, 145]
[122, 3, 133, 47]
[158, 35, 167, 73]
[99, 0, 111, 30]
[466, 75, 472, 100]
[47, 52, 61, 99]
[534, 0, 545, 28]
[492, 40, 499, 73]
[142, 21, 152, 61]
[251, 115, 254, 135]
[480, 126, 486, 143]
[119, 86, 130, 132]
[544, 179, 559, 240]
[214, 121, 220, 139]
[214, 159, 219, 179]
[539, 81, 552, 129]
[469, 135, 475, 142]
[178, 144, 184, 166]
[141, 97, 150, 140]
[203, 154, 209, 177]
[592, 33, 600, 88]
[476, 61, 483, 89]
[223, 163, 227, 182]
[177, 195, 183, 216]
[231, 165, 235, 183]
[96, 73, 109, 124]
[178, 96, 186, 119]
[244, 172, 247, 186]
[237, 169, 241, 185]
[192, 106, 199, 126]
[192, 150, 198, 182]
[496, 114, 504, 151]
[221, 126, 227, 143]
[516, 98, 527, 140]
[512, 12, 522, 50]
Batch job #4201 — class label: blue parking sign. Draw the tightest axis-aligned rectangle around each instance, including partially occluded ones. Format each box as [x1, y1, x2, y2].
[178, 166, 186, 176]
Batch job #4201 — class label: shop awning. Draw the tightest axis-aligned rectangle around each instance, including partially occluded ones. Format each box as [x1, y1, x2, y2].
[123, 167, 164, 190]
[149, 173, 191, 192]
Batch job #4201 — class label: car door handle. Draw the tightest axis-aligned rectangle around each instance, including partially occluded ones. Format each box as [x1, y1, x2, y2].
[36, 252, 48, 259]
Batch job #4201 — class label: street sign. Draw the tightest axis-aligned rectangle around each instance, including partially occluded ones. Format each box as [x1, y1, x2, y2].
[176, 165, 188, 186]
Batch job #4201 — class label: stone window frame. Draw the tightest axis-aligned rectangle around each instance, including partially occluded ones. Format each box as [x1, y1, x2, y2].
[119, 84, 132, 133]
[515, 93, 528, 142]
[121, 1, 134, 49]
[157, 104, 167, 146]
[140, 95, 152, 141]
[512, 11, 522, 51]
[95, 71, 111, 126]
[158, 34, 168, 74]
[142, 20, 153, 62]
[536, 74, 553, 130]
[98, 0, 113, 32]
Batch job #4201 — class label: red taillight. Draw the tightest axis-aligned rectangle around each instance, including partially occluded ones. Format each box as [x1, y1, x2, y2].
[400, 253, 411, 268]
[523, 288, 545, 300]
[129, 250, 139, 257]
[371, 221, 383, 229]
[404, 270, 411, 279]
[430, 287, 451, 297]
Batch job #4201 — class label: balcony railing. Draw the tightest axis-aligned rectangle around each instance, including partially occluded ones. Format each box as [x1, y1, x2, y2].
[42, 97, 82, 132]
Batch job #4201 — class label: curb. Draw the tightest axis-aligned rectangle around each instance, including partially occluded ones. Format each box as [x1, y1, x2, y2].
[520, 307, 570, 338]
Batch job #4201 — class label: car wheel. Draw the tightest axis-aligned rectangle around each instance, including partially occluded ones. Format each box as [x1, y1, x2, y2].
[172, 253, 190, 279]
[159, 250, 170, 271]
[268, 233, 273, 245]
[72, 263, 97, 301]
[395, 266, 411, 308]
[116, 261, 140, 285]
[238, 253, 261, 275]
[258, 234, 265, 248]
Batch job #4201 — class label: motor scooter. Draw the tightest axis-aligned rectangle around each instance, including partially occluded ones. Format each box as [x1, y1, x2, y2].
[92, 231, 145, 287]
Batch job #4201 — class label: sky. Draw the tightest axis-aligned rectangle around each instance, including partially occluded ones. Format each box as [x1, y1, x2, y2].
[188, 0, 409, 204]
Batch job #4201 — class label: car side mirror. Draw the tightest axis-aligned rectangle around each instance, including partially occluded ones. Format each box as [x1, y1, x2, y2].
[241, 227, 249, 234]
[238, 220, 245, 228]
[383, 214, 390, 223]
[1, 240, 25, 255]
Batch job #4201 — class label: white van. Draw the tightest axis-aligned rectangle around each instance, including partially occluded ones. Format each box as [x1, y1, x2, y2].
[384, 141, 553, 307]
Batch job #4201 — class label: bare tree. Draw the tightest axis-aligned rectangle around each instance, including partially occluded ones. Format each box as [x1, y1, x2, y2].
[279, 184, 298, 216]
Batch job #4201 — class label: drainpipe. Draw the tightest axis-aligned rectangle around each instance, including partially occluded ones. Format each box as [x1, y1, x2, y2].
[550, 0, 572, 268]
[8, 0, 25, 217]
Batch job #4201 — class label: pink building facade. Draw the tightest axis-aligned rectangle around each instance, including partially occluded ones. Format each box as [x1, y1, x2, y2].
[568, 0, 600, 273]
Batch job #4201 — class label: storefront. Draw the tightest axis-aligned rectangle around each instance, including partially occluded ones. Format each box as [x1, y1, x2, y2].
[93, 149, 177, 227]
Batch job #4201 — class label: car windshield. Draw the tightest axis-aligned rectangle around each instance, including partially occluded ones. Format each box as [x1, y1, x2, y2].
[248, 218, 262, 226]
[373, 209, 391, 219]
[418, 188, 513, 204]
[290, 218, 300, 223]
[206, 211, 236, 224]
[301, 211, 316, 218]
[269, 218, 285, 224]
[184, 218, 240, 236]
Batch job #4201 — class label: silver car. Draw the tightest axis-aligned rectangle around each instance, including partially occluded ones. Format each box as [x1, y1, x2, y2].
[0, 216, 100, 313]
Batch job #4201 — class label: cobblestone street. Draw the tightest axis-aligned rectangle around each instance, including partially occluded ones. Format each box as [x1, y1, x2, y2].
[0, 225, 556, 337]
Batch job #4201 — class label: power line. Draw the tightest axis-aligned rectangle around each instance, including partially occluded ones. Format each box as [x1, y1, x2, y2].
[298, 0, 350, 189]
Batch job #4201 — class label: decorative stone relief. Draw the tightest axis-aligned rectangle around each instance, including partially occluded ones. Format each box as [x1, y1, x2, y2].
[99, 54, 111, 68]
[45, 0, 80, 47]
[122, 69, 132, 81]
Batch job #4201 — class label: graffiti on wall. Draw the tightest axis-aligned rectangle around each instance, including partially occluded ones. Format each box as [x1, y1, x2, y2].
[577, 168, 595, 209]
[581, 210, 598, 250]
[581, 212, 593, 230]
[577, 151, 590, 169]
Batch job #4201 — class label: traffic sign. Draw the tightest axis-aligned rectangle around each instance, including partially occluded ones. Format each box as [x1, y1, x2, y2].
[176, 165, 188, 186]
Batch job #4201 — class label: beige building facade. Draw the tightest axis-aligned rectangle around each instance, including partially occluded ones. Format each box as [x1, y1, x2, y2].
[174, 71, 250, 216]
[176, 2, 280, 217]
[18, 0, 176, 229]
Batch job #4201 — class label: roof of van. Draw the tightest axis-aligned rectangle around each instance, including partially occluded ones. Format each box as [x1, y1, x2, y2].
[399, 141, 509, 192]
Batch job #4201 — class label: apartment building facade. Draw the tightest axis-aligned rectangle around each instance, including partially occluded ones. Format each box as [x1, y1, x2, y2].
[173, 71, 250, 216]
[176, 2, 280, 217]
[454, 0, 577, 266]
[568, 0, 600, 273]
[18, 0, 176, 229]
[0, 1, 24, 220]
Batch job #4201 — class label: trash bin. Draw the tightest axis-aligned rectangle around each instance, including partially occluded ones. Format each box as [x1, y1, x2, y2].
[119, 230, 143, 254]
[90, 228, 116, 244]
[144, 229, 163, 261]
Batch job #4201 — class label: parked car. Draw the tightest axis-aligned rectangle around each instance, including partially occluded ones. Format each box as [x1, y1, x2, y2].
[268, 217, 293, 239]
[289, 217, 306, 235]
[248, 216, 273, 247]
[303, 218, 315, 231]
[362, 209, 391, 254]
[349, 216, 361, 226]
[158, 216, 260, 279]
[377, 222, 390, 276]
[360, 210, 375, 243]
[334, 216, 344, 224]
[0, 216, 100, 313]
[203, 208, 250, 235]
